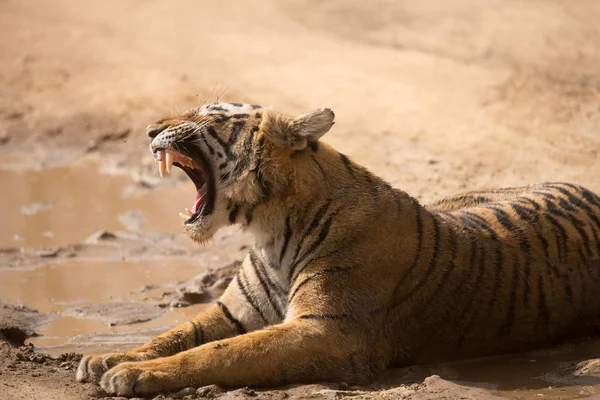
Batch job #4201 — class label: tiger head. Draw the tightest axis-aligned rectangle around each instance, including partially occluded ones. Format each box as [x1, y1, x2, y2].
[147, 102, 335, 243]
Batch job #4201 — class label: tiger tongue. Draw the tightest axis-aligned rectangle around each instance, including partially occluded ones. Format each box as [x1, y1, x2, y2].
[192, 185, 207, 214]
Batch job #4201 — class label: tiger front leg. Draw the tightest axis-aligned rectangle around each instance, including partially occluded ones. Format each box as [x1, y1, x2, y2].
[76, 303, 244, 383]
[99, 319, 373, 397]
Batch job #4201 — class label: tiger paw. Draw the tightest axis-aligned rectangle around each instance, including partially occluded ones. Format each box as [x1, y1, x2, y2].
[99, 361, 178, 396]
[76, 352, 142, 383]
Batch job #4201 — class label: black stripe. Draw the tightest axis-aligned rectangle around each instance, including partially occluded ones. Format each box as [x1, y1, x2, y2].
[228, 121, 245, 145]
[290, 211, 338, 282]
[391, 215, 441, 308]
[460, 211, 499, 239]
[388, 200, 423, 297]
[299, 314, 349, 320]
[290, 200, 333, 266]
[487, 242, 505, 313]
[279, 215, 292, 265]
[201, 133, 216, 155]
[190, 321, 204, 347]
[520, 197, 541, 211]
[289, 266, 359, 302]
[430, 228, 458, 299]
[236, 271, 268, 325]
[214, 115, 231, 123]
[339, 153, 355, 176]
[537, 275, 550, 325]
[544, 212, 568, 264]
[229, 204, 240, 224]
[590, 223, 600, 256]
[458, 241, 487, 345]
[309, 141, 319, 152]
[510, 203, 539, 223]
[579, 186, 600, 209]
[217, 301, 246, 334]
[311, 155, 327, 178]
[569, 215, 593, 257]
[231, 113, 249, 119]
[498, 255, 519, 336]
[229, 102, 243, 107]
[491, 207, 516, 231]
[249, 250, 284, 319]
[219, 161, 228, 170]
[245, 206, 254, 225]
[207, 126, 230, 157]
[382, 182, 403, 216]
[521, 241, 532, 307]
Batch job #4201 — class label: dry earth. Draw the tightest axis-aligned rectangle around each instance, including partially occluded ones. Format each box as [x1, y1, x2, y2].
[1, 0, 600, 399]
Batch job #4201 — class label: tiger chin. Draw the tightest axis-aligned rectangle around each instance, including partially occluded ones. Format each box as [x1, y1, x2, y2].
[76, 102, 600, 397]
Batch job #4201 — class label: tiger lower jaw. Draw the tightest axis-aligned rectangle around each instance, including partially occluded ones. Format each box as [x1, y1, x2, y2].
[152, 148, 216, 225]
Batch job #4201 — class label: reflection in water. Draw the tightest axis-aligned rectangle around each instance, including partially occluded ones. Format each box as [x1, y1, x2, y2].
[0, 157, 196, 247]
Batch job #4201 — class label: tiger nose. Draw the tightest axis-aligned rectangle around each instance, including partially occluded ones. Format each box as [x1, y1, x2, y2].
[147, 124, 167, 139]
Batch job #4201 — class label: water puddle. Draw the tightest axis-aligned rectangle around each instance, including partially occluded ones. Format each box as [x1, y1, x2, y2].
[0, 258, 203, 313]
[0, 156, 196, 247]
[446, 340, 600, 399]
[0, 156, 217, 355]
[0, 256, 211, 356]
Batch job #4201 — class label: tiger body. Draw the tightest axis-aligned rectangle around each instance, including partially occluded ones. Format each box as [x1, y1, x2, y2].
[77, 103, 600, 396]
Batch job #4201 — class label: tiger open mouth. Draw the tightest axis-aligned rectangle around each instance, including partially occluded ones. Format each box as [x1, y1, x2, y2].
[153, 147, 215, 224]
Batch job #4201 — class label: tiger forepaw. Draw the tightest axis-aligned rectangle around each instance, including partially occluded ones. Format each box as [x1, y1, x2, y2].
[99, 361, 178, 396]
[76, 352, 145, 383]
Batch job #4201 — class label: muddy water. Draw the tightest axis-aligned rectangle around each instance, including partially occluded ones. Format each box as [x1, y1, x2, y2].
[445, 341, 600, 399]
[0, 156, 196, 247]
[0, 255, 211, 356]
[0, 156, 212, 355]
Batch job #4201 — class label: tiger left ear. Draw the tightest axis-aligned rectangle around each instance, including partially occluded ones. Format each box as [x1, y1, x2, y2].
[262, 108, 335, 151]
[291, 108, 335, 147]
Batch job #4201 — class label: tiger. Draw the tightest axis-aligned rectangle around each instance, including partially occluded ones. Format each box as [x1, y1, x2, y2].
[76, 102, 600, 397]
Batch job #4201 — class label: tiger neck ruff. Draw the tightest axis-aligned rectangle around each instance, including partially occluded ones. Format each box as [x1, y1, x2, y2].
[77, 102, 600, 397]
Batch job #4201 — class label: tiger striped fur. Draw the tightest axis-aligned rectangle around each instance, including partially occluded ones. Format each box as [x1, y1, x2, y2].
[76, 103, 600, 396]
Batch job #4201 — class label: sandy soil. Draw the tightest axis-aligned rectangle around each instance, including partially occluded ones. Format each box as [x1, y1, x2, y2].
[1, 0, 600, 399]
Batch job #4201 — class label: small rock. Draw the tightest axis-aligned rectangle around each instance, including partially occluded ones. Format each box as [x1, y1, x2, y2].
[37, 247, 60, 257]
[239, 387, 256, 397]
[338, 381, 349, 390]
[171, 387, 197, 398]
[85, 230, 117, 243]
[197, 384, 225, 398]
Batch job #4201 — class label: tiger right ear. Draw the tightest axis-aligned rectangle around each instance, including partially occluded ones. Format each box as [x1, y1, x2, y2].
[261, 108, 335, 151]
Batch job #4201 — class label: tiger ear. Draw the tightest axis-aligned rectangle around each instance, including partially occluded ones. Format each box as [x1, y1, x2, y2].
[262, 108, 335, 151]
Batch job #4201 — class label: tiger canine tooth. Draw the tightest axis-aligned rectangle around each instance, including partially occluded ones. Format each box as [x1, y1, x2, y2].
[185, 208, 193, 217]
[179, 212, 189, 220]
[166, 152, 173, 174]
[159, 159, 166, 178]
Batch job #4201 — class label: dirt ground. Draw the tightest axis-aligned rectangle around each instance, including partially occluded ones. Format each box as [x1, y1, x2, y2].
[1, 0, 600, 399]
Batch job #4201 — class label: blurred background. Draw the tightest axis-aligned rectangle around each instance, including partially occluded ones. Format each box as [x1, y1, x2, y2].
[0, 1, 599, 399]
